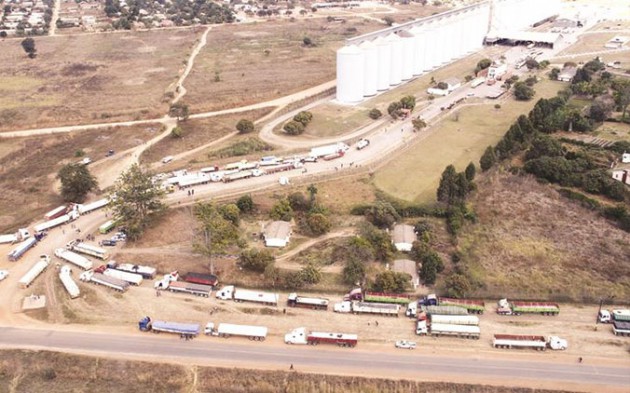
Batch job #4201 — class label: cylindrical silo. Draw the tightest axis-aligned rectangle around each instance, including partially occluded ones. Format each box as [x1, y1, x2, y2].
[399, 30, 415, 81]
[387, 33, 403, 86]
[336, 45, 365, 104]
[423, 26, 437, 71]
[374, 36, 391, 91]
[359, 40, 378, 97]
[446, 19, 460, 61]
[411, 25, 426, 75]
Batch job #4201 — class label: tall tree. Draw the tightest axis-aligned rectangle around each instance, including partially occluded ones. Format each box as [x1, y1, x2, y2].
[480, 146, 496, 171]
[109, 164, 166, 240]
[437, 165, 458, 205]
[57, 163, 98, 203]
[235, 119, 255, 134]
[21, 38, 37, 58]
[465, 162, 476, 181]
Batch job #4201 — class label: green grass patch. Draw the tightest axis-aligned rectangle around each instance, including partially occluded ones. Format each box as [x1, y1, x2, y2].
[594, 121, 630, 142]
[207, 137, 273, 159]
[303, 103, 372, 138]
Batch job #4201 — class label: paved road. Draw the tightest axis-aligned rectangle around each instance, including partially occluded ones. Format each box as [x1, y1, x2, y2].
[0, 326, 628, 392]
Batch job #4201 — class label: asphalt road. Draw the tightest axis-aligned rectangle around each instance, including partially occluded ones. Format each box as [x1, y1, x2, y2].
[0, 326, 628, 391]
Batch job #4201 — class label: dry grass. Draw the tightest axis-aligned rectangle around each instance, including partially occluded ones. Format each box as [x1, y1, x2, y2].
[183, 18, 382, 112]
[300, 102, 372, 138]
[0, 123, 161, 232]
[459, 172, 630, 300]
[140, 108, 273, 164]
[0, 28, 200, 131]
[374, 79, 564, 203]
[594, 121, 630, 142]
[0, 349, 581, 393]
[557, 33, 619, 56]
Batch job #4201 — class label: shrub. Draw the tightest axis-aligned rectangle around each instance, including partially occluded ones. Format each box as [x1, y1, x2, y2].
[369, 108, 382, 119]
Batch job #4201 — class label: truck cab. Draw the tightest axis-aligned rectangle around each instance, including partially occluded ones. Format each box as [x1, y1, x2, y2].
[548, 336, 568, 350]
[138, 316, 152, 331]
[418, 294, 438, 306]
[284, 327, 308, 344]
[598, 310, 611, 323]
[204, 322, 218, 336]
[343, 288, 363, 301]
[215, 285, 234, 300]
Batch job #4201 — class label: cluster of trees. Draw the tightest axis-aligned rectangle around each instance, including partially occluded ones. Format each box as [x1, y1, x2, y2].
[57, 163, 98, 203]
[436, 163, 477, 235]
[239, 248, 323, 290]
[283, 111, 313, 136]
[106, 0, 234, 29]
[269, 185, 332, 236]
[387, 95, 416, 119]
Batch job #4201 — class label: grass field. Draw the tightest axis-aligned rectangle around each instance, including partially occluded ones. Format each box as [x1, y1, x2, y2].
[0, 349, 577, 393]
[373, 79, 564, 203]
[140, 108, 273, 164]
[183, 18, 382, 112]
[557, 33, 618, 56]
[302, 102, 372, 137]
[0, 123, 161, 232]
[594, 121, 630, 141]
[0, 28, 200, 131]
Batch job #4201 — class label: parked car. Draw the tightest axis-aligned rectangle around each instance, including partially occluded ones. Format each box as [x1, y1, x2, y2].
[395, 340, 417, 350]
[106, 149, 115, 157]
[162, 156, 174, 164]
[100, 240, 117, 247]
[0, 270, 9, 281]
[356, 138, 370, 150]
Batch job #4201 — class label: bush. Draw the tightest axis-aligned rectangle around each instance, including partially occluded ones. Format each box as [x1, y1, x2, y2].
[306, 213, 331, 236]
[236, 194, 254, 213]
[208, 138, 272, 158]
[364, 201, 400, 228]
[283, 120, 305, 135]
[270, 199, 293, 221]
[236, 119, 255, 134]
[514, 82, 535, 101]
[369, 108, 383, 119]
[343, 258, 366, 285]
[372, 270, 410, 293]
[240, 248, 275, 273]
[293, 111, 313, 126]
[171, 126, 183, 138]
[299, 263, 322, 285]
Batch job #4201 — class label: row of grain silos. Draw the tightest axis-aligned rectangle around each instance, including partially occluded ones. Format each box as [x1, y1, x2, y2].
[336, 4, 490, 104]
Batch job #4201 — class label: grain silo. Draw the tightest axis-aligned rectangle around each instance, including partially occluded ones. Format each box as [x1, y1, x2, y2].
[359, 40, 378, 97]
[410, 25, 426, 75]
[374, 36, 391, 91]
[399, 31, 415, 81]
[387, 33, 403, 86]
[336, 45, 365, 104]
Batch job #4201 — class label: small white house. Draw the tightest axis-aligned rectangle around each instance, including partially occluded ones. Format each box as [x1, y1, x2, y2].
[558, 66, 577, 82]
[622, 152, 630, 164]
[392, 224, 416, 252]
[263, 221, 292, 248]
[612, 169, 630, 185]
[487, 62, 507, 80]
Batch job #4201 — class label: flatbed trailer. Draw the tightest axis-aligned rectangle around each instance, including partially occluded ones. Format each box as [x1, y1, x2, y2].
[287, 293, 329, 310]
[165, 281, 212, 297]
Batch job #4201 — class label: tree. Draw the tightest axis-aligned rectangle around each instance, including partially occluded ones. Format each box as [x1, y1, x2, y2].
[306, 213, 331, 236]
[236, 119, 255, 134]
[387, 101, 403, 119]
[169, 103, 189, 121]
[480, 146, 496, 171]
[413, 220, 431, 239]
[307, 184, 318, 206]
[288, 192, 309, 211]
[270, 198, 293, 221]
[239, 248, 275, 273]
[236, 194, 254, 213]
[283, 120, 305, 135]
[194, 203, 240, 259]
[372, 270, 410, 293]
[218, 203, 240, 226]
[474, 58, 491, 74]
[171, 126, 183, 138]
[109, 164, 166, 240]
[420, 251, 444, 285]
[369, 108, 382, 119]
[549, 67, 560, 80]
[364, 201, 400, 228]
[525, 58, 540, 70]
[284, 271, 306, 289]
[437, 165, 458, 205]
[303, 36, 313, 46]
[513, 82, 535, 101]
[57, 163, 98, 203]
[590, 98, 613, 122]
[612, 79, 630, 120]
[436, 81, 448, 90]
[444, 273, 472, 298]
[572, 67, 591, 84]
[412, 118, 427, 131]
[400, 95, 416, 110]
[359, 223, 394, 262]
[343, 258, 366, 285]
[293, 111, 313, 126]
[383, 16, 394, 26]
[21, 37, 36, 58]
[465, 162, 476, 181]
[299, 263, 322, 285]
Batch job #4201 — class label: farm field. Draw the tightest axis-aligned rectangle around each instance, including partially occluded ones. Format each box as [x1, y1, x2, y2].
[140, 108, 273, 164]
[373, 79, 564, 203]
[0, 123, 161, 233]
[183, 18, 382, 113]
[0, 28, 200, 131]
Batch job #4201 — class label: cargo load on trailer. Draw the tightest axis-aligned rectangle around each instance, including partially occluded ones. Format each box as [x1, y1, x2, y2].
[67, 240, 109, 260]
[263, 163, 295, 175]
[183, 272, 218, 287]
[287, 293, 329, 310]
[54, 248, 93, 270]
[8, 237, 38, 261]
[343, 288, 411, 305]
[204, 322, 267, 341]
[80, 270, 129, 292]
[77, 198, 110, 215]
[284, 327, 357, 347]
[492, 334, 567, 350]
[417, 293, 485, 314]
[416, 320, 480, 339]
[429, 314, 480, 326]
[612, 320, 630, 336]
[406, 301, 469, 318]
[97, 266, 143, 285]
[497, 299, 559, 316]
[333, 301, 400, 317]
[111, 263, 156, 279]
[59, 265, 80, 299]
[18, 255, 50, 289]
[139, 316, 200, 337]
[161, 280, 212, 297]
[215, 285, 278, 306]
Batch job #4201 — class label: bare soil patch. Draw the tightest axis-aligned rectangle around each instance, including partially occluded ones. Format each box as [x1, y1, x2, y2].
[0, 123, 161, 233]
[0, 28, 200, 131]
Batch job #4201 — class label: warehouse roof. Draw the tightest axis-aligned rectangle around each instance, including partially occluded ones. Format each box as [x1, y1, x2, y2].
[485, 30, 562, 45]
[263, 221, 292, 240]
[392, 224, 416, 245]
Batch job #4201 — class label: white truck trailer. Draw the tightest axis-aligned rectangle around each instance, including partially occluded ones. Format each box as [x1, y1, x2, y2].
[18, 255, 51, 289]
[0, 228, 30, 245]
[8, 237, 38, 261]
[67, 240, 109, 260]
[284, 327, 358, 347]
[112, 263, 156, 279]
[162, 281, 212, 297]
[102, 268, 143, 285]
[287, 293, 329, 310]
[416, 322, 481, 339]
[215, 285, 279, 306]
[80, 270, 129, 292]
[309, 143, 349, 158]
[33, 211, 79, 233]
[77, 198, 109, 215]
[205, 322, 268, 341]
[492, 334, 567, 350]
[59, 265, 80, 299]
[429, 314, 480, 326]
[54, 248, 93, 270]
[333, 301, 400, 317]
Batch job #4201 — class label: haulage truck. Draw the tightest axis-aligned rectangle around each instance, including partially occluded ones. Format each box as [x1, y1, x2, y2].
[284, 327, 357, 348]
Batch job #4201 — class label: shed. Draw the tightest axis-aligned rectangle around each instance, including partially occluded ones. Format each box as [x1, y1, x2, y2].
[393, 259, 420, 289]
[558, 66, 577, 82]
[444, 77, 461, 92]
[612, 169, 630, 185]
[392, 224, 416, 252]
[263, 221, 292, 248]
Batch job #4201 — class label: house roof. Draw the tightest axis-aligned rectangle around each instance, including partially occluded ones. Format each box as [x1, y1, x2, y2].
[264, 221, 291, 240]
[392, 224, 415, 245]
[559, 66, 577, 78]
[393, 259, 419, 282]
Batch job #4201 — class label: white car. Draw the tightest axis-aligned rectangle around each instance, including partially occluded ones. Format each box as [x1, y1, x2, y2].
[162, 156, 174, 164]
[0, 270, 9, 282]
[356, 138, 370, 150]
[395, 340, 417, 350]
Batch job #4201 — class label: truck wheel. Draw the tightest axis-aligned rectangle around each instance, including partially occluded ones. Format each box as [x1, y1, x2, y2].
[260, 337, 265, 341]
[249, 336, 254, 341]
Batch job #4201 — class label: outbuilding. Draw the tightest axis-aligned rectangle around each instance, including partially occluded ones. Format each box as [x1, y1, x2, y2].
[558, 66, 577, 82]
[612, 169, 630, 185]
[263, 221, 292, 248]
[392, 224, 416, 252]
[392, 259, 420, 289]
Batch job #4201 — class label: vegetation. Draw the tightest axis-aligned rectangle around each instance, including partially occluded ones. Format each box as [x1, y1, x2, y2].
[239, 248, 275, 273]
[56, 163, 98, 203]
[21, 38, 37, 58]
[194, 202, 241, 257]
[169, 103, 189, 121]
[369, 108, 383, 120]
[270, 198, 293, 221]
[474, 58, 491, 74]
[513, 82, 535, 101]
[283, 111, 313, 136]
[109, 164, 166, 240]
[387, 95, 416, 119]
[372, 270, 409, 293]
[235, 119, 255, 134]
[207, 138, 272, 159]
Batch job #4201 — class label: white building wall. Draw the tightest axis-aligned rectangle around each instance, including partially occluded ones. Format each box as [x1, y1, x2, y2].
[374, 36, 391, 91]
[388, 33, 403, 86]
[424, 25, 439, 71]
[360, 40, 378, 97]
[336, 45, 365, 104]
[400, 31, 415, 81]
[411, 26, 425, 75]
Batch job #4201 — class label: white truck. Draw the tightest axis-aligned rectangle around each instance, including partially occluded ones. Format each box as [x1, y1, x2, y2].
[215, 285, 279, 306]
[416, 322, 481, 339]
[492, 334, 568, 351]
[0, 228, 31, 245]
[59, 265, 80, 299]
[284, 327, 358, 347]
[67, 240, 109, 260]
[112, 263, 156, 279]
[54, 248, 93, 271]
[309, 142, 349, 158]
[161, 280, 212, 297]
[77, 198, 109, 215]
[178, 173, 211, 188]
[333, 301, 400, 317]
[429, 314, 480, 326]
[287, 293, 329, 310]
[102, 268, 143, 286]
[34, 210, 79, 233]
[598, 309, 630, 323]
[18, 255, 51, 289]
[80, 270, 129, 292]
[8, 237, 38, 261]
[205, 322, 268, 341]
